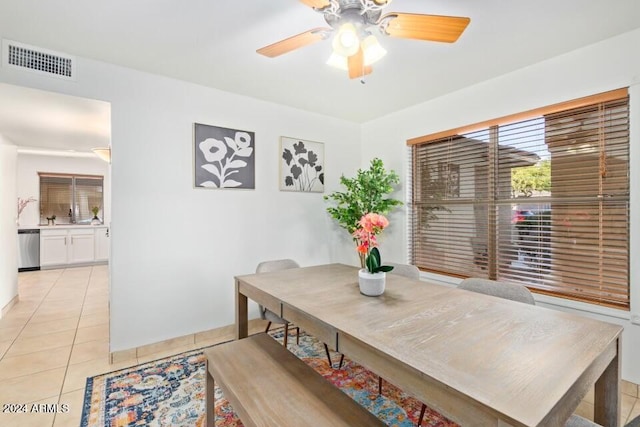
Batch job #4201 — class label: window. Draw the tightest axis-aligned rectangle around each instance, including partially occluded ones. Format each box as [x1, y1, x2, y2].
[409, 89, 630, 309]
[39, 173, 104, 225]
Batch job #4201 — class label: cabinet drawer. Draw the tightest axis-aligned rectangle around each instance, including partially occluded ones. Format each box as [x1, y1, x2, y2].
[69, 229, 95, 236]
[41, 229, 67, 237]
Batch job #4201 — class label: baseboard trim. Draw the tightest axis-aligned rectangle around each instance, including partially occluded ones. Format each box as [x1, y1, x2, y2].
[109, 318, 268, 364]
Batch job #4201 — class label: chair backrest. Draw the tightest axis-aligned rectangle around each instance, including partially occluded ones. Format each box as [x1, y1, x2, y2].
[458, 277, 535, 305]
[387, 262, 420, 280]
[256, 259, 300, 274]
[256, 259, 300, 321]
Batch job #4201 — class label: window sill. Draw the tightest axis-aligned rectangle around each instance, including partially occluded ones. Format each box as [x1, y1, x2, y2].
[420, 270, 631, 322]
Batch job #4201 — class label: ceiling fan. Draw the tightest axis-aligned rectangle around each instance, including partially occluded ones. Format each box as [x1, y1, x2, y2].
[257, 0, 470, 79]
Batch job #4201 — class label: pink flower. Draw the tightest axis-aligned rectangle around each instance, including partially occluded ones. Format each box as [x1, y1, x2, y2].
[358, 213, 389, 233]
[353, 213, 388, 254]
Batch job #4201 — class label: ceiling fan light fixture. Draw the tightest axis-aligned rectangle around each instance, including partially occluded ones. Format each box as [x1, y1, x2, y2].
[332, 23, 360, 56]
[326, 52, 348, 70]
[361, 35, 387, 66]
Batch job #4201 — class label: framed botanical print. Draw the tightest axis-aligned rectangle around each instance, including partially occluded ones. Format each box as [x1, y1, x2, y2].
[279, 137, 324, 192]
[194, 123, 255, 189]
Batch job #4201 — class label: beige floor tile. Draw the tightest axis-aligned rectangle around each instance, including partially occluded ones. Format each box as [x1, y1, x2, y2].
[0, 313, 32, 329]
[29, 310, 81, 325]
[36, 302, 83, 313]
[0, 339, 13, 359]
[74, 324, 109, 344]
[69, 339, 109, 365]
[0, 367, 65, 404]
[5, 329, 76, 357]
[0, 396, 57, 427]
[0, 345, 72, 381]
[81, 308, 109, 319]
[78, 312, 108, 329]
[53, 389, 85, 427]
[582, 385, 594, 405]
[63, 357, 137, 394]
[20, 317, 79, 338]
[627, 400, 640, 424]
[622, 393, 636, 424]
[110, 348, 137, 365]
[623, 380, 639, 398]
[0, 325, 23, 342]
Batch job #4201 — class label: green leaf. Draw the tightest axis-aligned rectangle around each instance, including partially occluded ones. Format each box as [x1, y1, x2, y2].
[377, 265, 394, 273]
[324, 158, 403, 235]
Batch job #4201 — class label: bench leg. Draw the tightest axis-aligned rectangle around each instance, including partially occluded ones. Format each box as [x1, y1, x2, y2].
[206, 360, 215, 427]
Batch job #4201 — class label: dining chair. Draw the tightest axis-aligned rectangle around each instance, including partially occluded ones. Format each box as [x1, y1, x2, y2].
[256, 259, 300, 348]
[377, 263, 421, 395]
[457, 277, 536, 305]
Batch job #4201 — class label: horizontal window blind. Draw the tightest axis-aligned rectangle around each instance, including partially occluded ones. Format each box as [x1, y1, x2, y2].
[410, 91, 630, 308]
[39, 173, 104, 225]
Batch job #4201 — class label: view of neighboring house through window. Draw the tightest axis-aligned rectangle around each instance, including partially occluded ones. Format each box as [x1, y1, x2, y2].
[409, 90, 629, 309]
[39, 173, 104, 225]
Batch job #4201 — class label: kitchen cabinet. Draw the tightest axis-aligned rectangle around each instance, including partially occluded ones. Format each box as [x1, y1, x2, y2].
[40, 226, 107, 268]
[95, 227, 109, 261]
[68, 229, 95, 263]
[40, 230, 68, 266]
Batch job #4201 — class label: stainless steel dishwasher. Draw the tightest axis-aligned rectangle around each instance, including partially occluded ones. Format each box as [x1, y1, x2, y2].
[18, 228, 40, 272]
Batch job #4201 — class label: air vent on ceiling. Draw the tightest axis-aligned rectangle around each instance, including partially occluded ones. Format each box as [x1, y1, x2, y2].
[2, 39, 76, 80]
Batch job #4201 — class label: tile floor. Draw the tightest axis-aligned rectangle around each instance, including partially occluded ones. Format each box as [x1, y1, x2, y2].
[0, 265, 638, 427]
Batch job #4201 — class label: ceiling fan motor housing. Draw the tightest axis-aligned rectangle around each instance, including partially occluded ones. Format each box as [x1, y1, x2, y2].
[323, 0, 383, 32]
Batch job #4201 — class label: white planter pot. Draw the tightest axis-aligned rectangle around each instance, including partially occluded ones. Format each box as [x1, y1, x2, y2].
[358, 269, 386, 296]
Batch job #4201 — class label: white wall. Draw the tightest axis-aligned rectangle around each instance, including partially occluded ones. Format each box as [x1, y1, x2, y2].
[361, 28, 640, 383]
[0, 50, 361, 351]
[0, 134, 18, 316]
[16, 154, 111, 227]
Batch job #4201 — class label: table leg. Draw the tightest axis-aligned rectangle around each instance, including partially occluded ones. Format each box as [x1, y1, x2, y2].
[206, 360, 215, 427]
[235, 279, 248, 340]
[594, 337, 621, 427]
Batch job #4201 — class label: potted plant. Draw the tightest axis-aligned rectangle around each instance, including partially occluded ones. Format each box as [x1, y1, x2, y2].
[325, 158, 402, 267]
[91, 206, 101, 225]
[46, 215, 56, 226]
[354, 213, 394, 296]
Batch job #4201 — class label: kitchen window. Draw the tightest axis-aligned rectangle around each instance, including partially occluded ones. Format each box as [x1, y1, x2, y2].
[408, 89, 630, 309]
[39, 173, 104, 225]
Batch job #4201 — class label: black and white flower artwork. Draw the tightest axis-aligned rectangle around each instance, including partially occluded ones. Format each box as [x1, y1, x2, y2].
[280, 137, 324, 193]
[194, 123, 255, 189]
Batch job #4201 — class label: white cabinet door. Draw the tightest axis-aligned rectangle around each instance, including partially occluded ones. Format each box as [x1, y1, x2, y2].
[69, 230, 95, 263]
[40, 231, 68, 266]
[95, 227, 109, 261]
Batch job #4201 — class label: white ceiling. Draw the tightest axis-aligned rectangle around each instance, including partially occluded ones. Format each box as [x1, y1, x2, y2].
[1, 0, 640, 151]
[0, 83, 111, 152]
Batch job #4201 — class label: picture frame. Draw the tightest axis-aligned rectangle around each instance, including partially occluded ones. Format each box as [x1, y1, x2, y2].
[279, 136, 325, 193]
[193, 123, 255, 189]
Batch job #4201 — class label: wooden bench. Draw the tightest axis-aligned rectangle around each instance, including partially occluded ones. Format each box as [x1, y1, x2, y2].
[204, 333, 385, 427]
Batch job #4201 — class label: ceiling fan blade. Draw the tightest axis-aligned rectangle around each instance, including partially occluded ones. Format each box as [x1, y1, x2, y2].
[347, 48, 372, 79]
[381, 13, 470, 43]
[299, 0, 330, 9]
[257, 28, 332, 58]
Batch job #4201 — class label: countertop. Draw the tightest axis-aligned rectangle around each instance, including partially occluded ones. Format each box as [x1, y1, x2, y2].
[18, 224, 108, 230]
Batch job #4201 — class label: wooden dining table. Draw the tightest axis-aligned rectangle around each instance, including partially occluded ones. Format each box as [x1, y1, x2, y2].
[234, 263, 623, 427]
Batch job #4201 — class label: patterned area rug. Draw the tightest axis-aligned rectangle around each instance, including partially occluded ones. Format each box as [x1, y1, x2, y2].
[81, 329, 457, 427]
